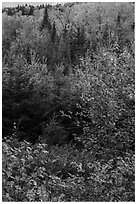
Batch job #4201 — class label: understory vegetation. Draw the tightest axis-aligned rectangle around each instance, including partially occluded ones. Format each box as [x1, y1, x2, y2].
[2, 2, 135, 201]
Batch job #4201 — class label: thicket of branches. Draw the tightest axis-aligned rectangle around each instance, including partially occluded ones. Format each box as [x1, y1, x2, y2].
[2, 2, 135, 202]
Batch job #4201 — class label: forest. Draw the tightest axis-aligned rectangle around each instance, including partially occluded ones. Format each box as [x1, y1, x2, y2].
[2, 2, 135, 201]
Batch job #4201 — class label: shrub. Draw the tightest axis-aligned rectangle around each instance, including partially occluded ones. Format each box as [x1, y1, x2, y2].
[2, 137, 135, 201]
[41, 118, 68, 145]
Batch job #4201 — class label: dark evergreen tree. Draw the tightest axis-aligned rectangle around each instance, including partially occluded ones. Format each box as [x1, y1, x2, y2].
[51, 21, 56, 43]
[116, 13, 121, 27]
[40, 6, 52, 31]
[115, 12, 124, 55]
[62, 24, 68, 38]
[70, 25, 87, 64]
[28, 5, 34, 15]
[76, 26, 86, 55]
[7, 8, 12, 16]
[25, 47, 31, 64]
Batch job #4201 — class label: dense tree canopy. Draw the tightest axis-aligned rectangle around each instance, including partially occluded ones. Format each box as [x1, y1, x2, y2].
[2, 2, 135, 202]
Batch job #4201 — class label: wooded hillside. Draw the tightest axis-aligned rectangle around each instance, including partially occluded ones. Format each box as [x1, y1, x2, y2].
[2, 2, 135, 201]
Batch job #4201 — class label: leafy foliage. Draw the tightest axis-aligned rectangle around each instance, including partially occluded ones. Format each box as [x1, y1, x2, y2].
[2, 138, 134, 201]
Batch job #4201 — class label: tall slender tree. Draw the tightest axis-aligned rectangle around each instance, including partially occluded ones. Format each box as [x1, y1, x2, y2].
[40, 6, 52, 31]
[51, 21, 56, 43]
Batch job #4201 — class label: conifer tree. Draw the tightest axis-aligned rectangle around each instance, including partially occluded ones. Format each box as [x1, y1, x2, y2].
[40, 6, 52, 31]
[115, 12, 124, 55]
[51, 21, 56, 43]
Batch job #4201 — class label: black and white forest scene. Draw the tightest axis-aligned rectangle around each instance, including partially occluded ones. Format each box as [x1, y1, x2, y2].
[2, 1, 135, 202]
